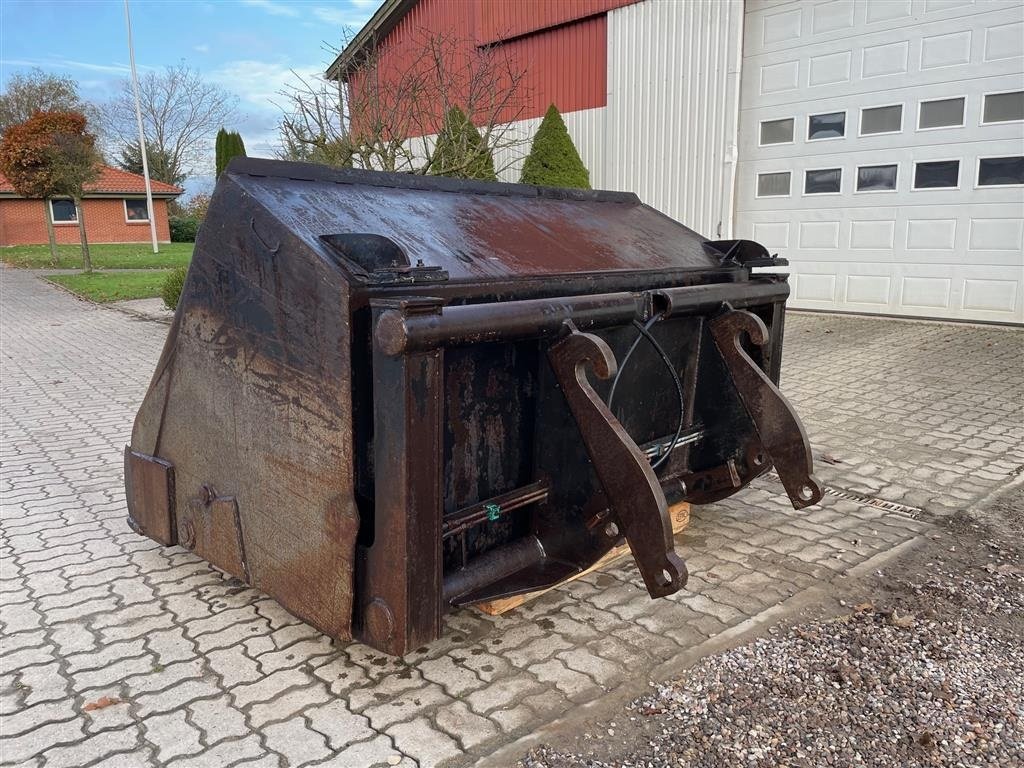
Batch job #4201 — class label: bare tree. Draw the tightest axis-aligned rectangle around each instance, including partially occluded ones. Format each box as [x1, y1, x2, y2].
[277, 30, 529, 178]
[103, 64, 237, 184]
[276, 71, 353, 167]
[0, 68, 102, 137]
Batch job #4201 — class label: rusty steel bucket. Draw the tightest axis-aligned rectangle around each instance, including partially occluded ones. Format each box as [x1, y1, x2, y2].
[124, 158, 821, 655]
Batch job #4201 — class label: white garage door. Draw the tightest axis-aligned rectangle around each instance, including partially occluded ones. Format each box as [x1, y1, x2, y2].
[734, 0, 1024, 323]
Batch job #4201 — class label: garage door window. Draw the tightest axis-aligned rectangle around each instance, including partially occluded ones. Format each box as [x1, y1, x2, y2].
[918, 97, 965, 130]
[804, 168, 842, 194]
[757, 171, 791, 197]
[977, 156, 1024, 186]
[760, 118, 794, 145]
[856, 164, 898, 192]
[49, 199, 77, 224]
[860, 105, 902, 136]
[808, 112, 845, 140]
[982, 91, 1024, 124]
[913, 160, 959, 189]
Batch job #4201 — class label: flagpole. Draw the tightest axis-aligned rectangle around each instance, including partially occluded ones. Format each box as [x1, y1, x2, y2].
[124, 0, 159, 254]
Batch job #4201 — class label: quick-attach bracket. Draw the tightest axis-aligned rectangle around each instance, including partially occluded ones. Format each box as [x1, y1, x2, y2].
[710, 309, 823, 509]
[547, 324, 687, 598]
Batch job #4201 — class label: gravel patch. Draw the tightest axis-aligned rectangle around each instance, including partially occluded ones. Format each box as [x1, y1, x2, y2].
[519, 499, 1024, 768]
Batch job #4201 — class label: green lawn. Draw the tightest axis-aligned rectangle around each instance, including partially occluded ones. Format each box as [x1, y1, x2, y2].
[46, 271, 171, 303]
[2, 242, 193, 270]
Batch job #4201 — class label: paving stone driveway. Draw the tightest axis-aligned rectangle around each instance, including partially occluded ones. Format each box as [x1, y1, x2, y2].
[1, 267, 1021, 768]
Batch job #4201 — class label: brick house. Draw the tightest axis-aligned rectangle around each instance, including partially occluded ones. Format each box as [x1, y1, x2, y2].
[0, 165, 183, 246]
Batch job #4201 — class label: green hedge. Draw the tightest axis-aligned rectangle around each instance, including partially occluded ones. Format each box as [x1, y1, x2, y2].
[161, 265, 188, 310]
[169, 216, 200, 243]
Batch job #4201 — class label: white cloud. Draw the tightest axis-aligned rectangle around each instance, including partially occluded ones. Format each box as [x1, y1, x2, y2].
[311, 6, 358, 26]
[209, 58, 323, 108]
[193, 43, 211, 54]
[311, 2, 376, 28]
[2, 57, 132, 75]
[207, 58, 328, 159]
[240, 0, 300, 17]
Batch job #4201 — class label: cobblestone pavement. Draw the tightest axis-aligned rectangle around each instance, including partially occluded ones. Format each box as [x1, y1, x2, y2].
[2, 267, 1021, 768]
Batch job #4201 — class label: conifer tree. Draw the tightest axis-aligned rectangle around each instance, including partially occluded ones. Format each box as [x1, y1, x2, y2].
[215, 128, 246, 176]
[520, 104, 590, 189]
[215, 128, 227, 175]
[428, 106, 497, 181]
[230, 131, 246, 160]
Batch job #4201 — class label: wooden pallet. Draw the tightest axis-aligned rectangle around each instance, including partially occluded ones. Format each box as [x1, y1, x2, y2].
[473, 501, 691, 616]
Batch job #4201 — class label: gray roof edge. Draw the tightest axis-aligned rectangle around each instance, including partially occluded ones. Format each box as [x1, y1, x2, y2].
[324, 0, 418, 81]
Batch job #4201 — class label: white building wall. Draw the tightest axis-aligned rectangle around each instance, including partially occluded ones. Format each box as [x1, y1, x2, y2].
[604, 0, 744, 238]
[491, 0, 744, 241]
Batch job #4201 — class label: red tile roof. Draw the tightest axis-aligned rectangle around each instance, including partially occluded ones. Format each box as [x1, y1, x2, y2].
[0, 165, 183, 197]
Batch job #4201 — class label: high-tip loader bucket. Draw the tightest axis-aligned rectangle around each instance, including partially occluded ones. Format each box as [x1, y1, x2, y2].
[125, 158, 821, 655]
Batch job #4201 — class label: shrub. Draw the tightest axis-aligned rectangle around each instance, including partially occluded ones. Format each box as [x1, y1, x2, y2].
[520, 104, 590, 189]
[428, 106, 497, 181]
[182, 193, 210, 221]
[169, 216, 199, 243]
[161, 265, 188, 310]
[170, 193, 210, 222]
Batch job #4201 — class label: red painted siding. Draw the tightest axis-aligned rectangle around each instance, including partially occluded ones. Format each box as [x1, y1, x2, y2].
[476, 0, 634, 44]
[498, 15, 607, 118]
[0, 198, 172, 246]
[349, 0, 637, 136]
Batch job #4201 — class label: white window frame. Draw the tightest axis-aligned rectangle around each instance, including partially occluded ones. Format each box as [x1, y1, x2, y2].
[758, 117, 796, 147]
[910, 158, 961, 191]
[802, 167, 843, 196]
[123, 198, 151, 223]
[755, 170, 792, 199]
[48, 198, 78, 225]
[806, 110, 847, 142]
[974, 155, 1024, 189]
[980, 89, 1024, 126]
[916, 96, 966, 132]
[858, 103, 904, 137]
[854, 163, 899, 194]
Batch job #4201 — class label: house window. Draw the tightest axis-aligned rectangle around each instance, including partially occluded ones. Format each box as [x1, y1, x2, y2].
[977, 156, 1024, 186]
[124, 199, 150, 221]
[860, 105, 902, 135]
[49, 199, 77, 223]
[856, 164, 898, 191]
[918, 97, 965, 129]
[756, 171, 791, 197]
[807, 111, 845, 140]
[913, 160, 959, 189]
[804, 168, 842, 194]
[760, 118, 794, 145]
[983, 91, 1024, 124]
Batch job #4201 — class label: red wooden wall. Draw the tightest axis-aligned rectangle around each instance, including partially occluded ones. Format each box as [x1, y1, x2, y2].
[348, 0, 637, 136]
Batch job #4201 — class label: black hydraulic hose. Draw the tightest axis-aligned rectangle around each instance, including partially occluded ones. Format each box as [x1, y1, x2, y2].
[606, 315, 687, 473]
[607, 314, 659, 411]
[631, 320, 686, 471]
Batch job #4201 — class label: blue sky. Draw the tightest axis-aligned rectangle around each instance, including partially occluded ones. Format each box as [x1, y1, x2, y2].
[0, 0, 379, 194]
